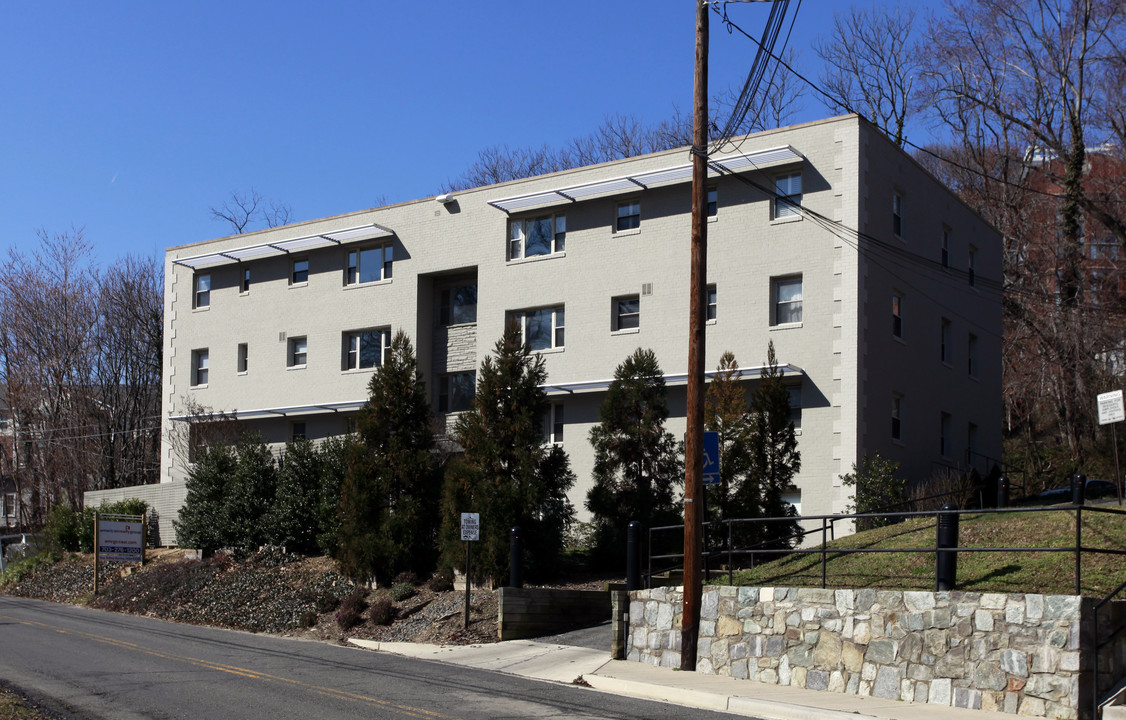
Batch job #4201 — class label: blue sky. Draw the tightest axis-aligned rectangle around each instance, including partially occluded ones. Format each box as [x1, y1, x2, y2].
[0, 1, 939, 265]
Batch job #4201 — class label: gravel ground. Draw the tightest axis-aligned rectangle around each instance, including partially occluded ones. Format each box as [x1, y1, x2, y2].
[1, 548, 615, 647]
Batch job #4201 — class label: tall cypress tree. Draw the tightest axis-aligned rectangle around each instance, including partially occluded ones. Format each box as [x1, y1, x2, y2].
[586, 348, 683, 566]
[439, 323, 576, 584]
[337, 331, 441, 584]
[743, 341, 801, 549]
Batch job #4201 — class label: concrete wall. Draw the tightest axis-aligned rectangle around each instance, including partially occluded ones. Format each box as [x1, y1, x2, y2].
[627, 586, 1121, 719]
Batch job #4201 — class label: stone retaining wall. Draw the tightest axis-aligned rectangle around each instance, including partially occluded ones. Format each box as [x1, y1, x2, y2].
[628, 586, 1110, 719]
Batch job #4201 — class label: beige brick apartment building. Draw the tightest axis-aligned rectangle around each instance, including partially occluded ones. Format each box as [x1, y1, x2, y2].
[94, 115, 1003, 543]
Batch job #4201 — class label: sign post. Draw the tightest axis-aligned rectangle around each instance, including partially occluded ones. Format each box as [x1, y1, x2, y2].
[461, 513, 479, 629]
[1097, 390, 1125, 505]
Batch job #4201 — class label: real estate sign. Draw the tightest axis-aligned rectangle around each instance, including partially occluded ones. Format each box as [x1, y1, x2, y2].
[97, 518, 144, 562]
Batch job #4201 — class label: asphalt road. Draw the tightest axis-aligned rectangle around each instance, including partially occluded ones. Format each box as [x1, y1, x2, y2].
[0, 597, 735, 720]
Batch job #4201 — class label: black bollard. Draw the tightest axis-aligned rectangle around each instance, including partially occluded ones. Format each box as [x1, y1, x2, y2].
[508, 526, 522, 589]
[1072, 473, 1086, 506]
[626, 521, 641, 591]
[997, 476, 1010, 508]
[935, 502, 960, 591]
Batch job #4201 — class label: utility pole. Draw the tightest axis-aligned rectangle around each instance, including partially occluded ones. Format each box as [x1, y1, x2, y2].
[681, 0, 709, 672]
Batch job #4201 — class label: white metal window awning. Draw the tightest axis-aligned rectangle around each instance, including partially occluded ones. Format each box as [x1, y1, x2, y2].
[169, 400, 366, 422]
[487, 145, 804, 214]
[171, 224, 394, 270]
[539, 363, 804, 395]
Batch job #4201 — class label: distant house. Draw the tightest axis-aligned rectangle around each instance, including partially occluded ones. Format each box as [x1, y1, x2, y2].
[102, 115, 1003, 545]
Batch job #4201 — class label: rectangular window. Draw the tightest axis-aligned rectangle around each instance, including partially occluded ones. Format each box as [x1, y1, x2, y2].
[772, 276, 803, 325]
[941, 318, 951, 364]
[345, 329, 391, 370]
[509, 214, 565, 260]
[3, 493, 16, 520]
[438, 371, 475, 413]
[940, 412, 951, 457]
[775, 173, 802, 218]
[613, 295, 640, 331]
[941, 228, 950, 268]
[291, 422, 306, 441]
[237, 343, 248, 373]
[706, 284, 717, 321]
[968, 333, 978, 377]
[241, 267, 251, 293]
[192, 349, 209, 386]
[291, 258, 309, 284]
[892, 294, 903, 338]
[542, 403, 565, 444]
[440, 285, 478, 325]
[512, 307, 564, 351]
[616, 200, 640, 231]
[968, 422, 978, 460]
[193, 273, 211, 309]
[892, 394, 902, 441]
[707, 187, 718, 217]
[893, 192, 903, 237]
[288, 337, 307, 367]
[346, 244, 393, 285]
[968, 247, 977, 287]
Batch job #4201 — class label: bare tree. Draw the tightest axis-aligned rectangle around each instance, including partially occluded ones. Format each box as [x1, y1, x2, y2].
[815, 4, 922, 147]
[210, 189, 294, 235]
[166, 397, 244, 471]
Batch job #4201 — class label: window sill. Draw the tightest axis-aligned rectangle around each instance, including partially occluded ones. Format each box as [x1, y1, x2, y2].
[192, 306, 210, 313]
[191, 384, 208, 390]
[239, 291, 250, 297]
[707, 215, 718, 224]
[771, 214, 803, 225]
[289, 282, 308, 289]
[892, 438, 905, 447]
[533, 347, 565, 355]
[442, 321, 478, 329]
[893, 336, 906, 346]
[237, 371, 248, 377]
[508, 252, 566, 266]
[342, 367, 378, 375]
[612, 327, 641, 336]
[706, 318, 717, 326]
[770, 322, 803, 331]
[344, 278, 392, 290]
[613, 227, 642, 238]
[287, 364, 307, 371]
[941, 361, 953, 370]
[969, 374, 979, 382]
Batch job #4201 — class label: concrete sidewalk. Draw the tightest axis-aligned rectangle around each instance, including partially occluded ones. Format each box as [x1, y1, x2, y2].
[349, 638, 1014, 720]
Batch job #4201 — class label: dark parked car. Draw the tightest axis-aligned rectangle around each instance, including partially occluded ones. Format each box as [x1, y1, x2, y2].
[1037, 478, 1121, 503]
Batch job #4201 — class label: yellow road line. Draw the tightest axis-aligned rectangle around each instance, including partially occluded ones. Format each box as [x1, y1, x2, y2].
[2, 615, 456, 719]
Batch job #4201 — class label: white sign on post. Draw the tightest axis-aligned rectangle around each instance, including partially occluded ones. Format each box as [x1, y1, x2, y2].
[98, 519, 143, 562]
[1098, 390, 1125, 426]
[460, 513, 480, 541]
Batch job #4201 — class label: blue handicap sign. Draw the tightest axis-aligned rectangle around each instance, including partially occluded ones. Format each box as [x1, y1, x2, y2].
[702, 431, 721, 485]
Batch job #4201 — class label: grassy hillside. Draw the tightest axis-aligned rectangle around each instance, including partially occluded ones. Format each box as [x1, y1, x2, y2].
[719, 505, 1126, 597]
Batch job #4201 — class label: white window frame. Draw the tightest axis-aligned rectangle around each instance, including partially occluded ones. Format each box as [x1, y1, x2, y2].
[511, 307, 564, 351]
[615, 200, 641, 232]
[192, 349, 209, 387]
[775, 173, 802, 219]
[707, 186, 718, 218]
[892, 394, 903, 441]
[892, 294, 903, 339]
[613, 295, 640, 332]
[345, 328, 391, 370]
[893, 191, 903, 237]
[193, 273, 211, 309]
[543, 402, 565, 445]
[288, 337, 307, 368]
[771, 276, 803, 326]
[706, 284, 717, 322]
[237, 343, 248, 374]
[787, 384, 802, 430]
[291, 421, 307, 441]
[508, 214, 565, 260]
[241, 267, 251, 294]
[346, 243, 393, 285]
[291, 258, 309, 285]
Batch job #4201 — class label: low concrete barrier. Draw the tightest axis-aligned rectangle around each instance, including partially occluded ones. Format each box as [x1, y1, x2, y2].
[498, 587, 611, 641]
